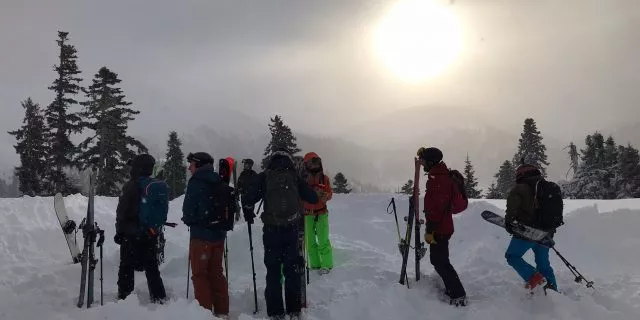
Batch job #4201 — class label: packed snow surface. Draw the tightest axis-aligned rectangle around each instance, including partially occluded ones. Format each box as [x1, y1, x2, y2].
[0, 194, 639, 319]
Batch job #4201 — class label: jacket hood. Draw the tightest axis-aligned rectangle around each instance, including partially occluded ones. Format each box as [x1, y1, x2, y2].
[303, 152, 321, 163]
[191, 164, 221, 184]
[267, 154, 295, 171]
[428, 162, 449, 175]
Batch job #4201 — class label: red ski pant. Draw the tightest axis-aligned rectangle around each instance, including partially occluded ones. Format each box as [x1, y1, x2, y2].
[190, 239, 229, 315]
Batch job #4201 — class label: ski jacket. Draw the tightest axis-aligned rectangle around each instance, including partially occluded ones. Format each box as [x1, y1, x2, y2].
[424, 162, 463, 236]
[242, 153, 319, 225]
[506, 176, 541, 229]
[182, 164, 226, 242]
[303, 173, 332, 215]
[116, 178, 142, 236]
[238, 169, 258, 198]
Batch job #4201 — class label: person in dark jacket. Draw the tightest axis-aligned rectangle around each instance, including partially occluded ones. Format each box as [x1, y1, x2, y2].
[182, 152, 229, 318]
[115, 154, 167, 303]
[237, 158, 258, 201]
[418, 147, 468, 307]
[242, 149, 319, 320]
[505, 162, 558, 291]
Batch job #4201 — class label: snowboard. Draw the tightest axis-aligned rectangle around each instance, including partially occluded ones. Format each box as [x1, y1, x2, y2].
[54, 193, 81, 263]
[480, 210, 555, 247]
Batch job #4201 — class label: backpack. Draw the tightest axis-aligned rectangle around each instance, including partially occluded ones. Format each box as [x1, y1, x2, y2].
[264, 169, 301, 226]
[534, 179, 564, 230]
[448, 169, 468, 214]
[138, 178, 169, 235]
[207, 181, 237, 231]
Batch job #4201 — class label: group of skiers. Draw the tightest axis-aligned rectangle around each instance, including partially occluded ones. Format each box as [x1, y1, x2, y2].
[113, 145, 560, 319]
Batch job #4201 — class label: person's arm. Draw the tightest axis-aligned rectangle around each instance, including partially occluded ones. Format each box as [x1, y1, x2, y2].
[322, 175, 333, 201]
[298, 178, 319, 204]
[181, 180, 199, 226]
[424, 176, 450, 231]
[115, 180, 138, 234]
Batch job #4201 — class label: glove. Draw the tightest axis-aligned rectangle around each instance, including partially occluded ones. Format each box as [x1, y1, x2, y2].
[505, 218, 517, 235]
[114, 233, 124, 245]
[425, 232, 437, 245]
[243, 205, 256, 224]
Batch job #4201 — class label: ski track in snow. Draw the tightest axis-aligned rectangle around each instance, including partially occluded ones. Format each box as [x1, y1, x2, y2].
[0, 194, 639, 319]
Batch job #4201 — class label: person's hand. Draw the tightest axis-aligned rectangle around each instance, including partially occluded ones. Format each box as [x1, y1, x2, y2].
[425, 233, 437, 245]
[243, 205, 256, 224]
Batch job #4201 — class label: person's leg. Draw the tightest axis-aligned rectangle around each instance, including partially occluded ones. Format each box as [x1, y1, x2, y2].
[429, 236, 466, 299]
[190, 239, 214, 310]
[209, 239, 229, 316]
[117, 236, 136, 300]
[304, 215, 320, 269]
[505, 237, 537, 283]
[282, 224, 302, 315]
[316, 214, 334, 270]
[142, 236, 166, 303]
[533, 244, 557, 290]
[263, 225, 285, 317]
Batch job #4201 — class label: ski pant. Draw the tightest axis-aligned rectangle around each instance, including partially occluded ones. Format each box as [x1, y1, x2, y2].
[505, 237, 558, 290]
[117, 234, 166, 302]
[305, 214, 333, 269]
[430, 234, 466, 299]
[189, 238, 229, 315]
[263, 223, 302, 317]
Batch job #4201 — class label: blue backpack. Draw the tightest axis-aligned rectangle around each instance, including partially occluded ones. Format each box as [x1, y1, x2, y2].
[138, 177, 169, 235]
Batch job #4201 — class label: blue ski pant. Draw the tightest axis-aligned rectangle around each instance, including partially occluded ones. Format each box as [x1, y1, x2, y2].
[505, 237, 557, 290]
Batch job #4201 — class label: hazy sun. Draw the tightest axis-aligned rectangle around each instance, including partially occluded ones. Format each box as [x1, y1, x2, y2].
[372, 0, 463, 82]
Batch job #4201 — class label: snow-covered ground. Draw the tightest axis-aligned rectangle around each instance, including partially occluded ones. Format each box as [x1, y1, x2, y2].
[0, 194, 639, 319]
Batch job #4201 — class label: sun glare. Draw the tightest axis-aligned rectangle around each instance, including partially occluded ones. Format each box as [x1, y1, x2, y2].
[372, 0, 463, 82]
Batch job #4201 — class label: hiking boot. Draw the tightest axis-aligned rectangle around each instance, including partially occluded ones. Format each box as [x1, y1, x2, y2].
[449, 296, 467, 307]
[525, 272, 546, 290]
[288, 312, 301, 319]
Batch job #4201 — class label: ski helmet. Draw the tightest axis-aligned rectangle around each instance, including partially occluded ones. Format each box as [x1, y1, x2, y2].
[186, 152, 214, 168]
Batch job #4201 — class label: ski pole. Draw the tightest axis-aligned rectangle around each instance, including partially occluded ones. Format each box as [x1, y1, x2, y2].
[387, 198, 401, 242]
[551, 247, 594, 288]
[96, 227, 105, 306]
[186, 227, 191, 299]
[247, 222, 259, 314]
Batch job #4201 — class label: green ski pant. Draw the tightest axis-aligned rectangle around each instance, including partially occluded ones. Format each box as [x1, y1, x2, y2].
[305, 214, 333, 269]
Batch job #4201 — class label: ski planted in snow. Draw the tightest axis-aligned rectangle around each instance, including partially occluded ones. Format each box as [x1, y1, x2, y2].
[230, 157, 241, 223]
[54, 193, 81, 263]
[77, 168, 105, 308]
[413, 157, 426, 281]
[299, 212, 307, 308]
[399, 158, 422, 286]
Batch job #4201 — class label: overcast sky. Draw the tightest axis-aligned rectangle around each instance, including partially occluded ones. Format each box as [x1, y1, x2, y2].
[2, 0, 640, 155]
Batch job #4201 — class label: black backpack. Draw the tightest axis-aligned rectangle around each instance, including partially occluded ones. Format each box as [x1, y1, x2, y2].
[208, 181, 237, 231]
[534, 179, 564, 230]
[264, 168, 301, 226]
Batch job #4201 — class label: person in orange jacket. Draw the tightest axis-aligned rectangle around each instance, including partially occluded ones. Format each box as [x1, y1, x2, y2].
[302, 152, 334, 274]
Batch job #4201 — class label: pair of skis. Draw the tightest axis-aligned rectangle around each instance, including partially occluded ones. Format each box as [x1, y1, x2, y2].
[76, 168, 105, 308]
[397, 158, 426, 287]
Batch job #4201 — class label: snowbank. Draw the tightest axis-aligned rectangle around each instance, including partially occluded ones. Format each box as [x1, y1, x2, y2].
[0, 194, 638, 319]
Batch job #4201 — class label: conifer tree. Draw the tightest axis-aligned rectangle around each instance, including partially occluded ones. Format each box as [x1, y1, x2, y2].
[565, 142, 579, 179]
[78, 67, 146, 196]
[493, 160, 515, 199]
[485, 182, 502, 199]
[615, 144, 640, 198]
[513, 118, 549, 177]
[261, 115, 301, 169]
[8, 98, 48, 196]
[463, 154, 482, 198]
[43, 31, 83, 195]
[164, 131, 187, 200]
[400, 180, 413, 195]
[333, 172, 351, 194]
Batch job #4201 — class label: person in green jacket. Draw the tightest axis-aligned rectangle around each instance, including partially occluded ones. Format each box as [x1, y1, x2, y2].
[505, 162, 558, 291]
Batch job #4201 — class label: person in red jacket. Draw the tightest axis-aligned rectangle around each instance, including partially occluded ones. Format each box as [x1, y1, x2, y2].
[418, 147, 468, 307]
[302, 152, 334, 274]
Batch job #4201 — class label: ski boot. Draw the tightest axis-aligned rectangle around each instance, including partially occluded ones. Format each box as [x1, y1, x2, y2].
[525, 272, 546, 290]
[449, 295, 467, 307]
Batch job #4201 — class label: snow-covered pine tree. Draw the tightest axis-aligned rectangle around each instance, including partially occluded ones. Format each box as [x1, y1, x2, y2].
[78, 67, 147, 196]
[567, 132, 608, 199]
[261, 115, 301, 169]
[164, 131, 187, 200]
[43, 31, 84, 195]
[484, 182, 502, 199]
[8, 98, 48, 196]
[602, 136, 619, 199]
[333, 172, 351, 194]
[463, 154, 482, 198]
[615, 143, 640, 198]
[513, 118, 550, 177]
[400, 180, 413, 195]
[493, 160, 515, 199]
[565, 142, 579, 179]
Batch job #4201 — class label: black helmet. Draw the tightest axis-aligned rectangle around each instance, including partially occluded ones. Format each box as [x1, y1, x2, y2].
[186, 152, 214, 168]
[242, 158, 254, 166]
[128, 154, 155, 177]
[417, 147, 443, 164]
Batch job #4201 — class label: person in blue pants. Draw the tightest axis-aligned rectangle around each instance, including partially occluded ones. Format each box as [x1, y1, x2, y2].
[504, 162, 557, 291]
